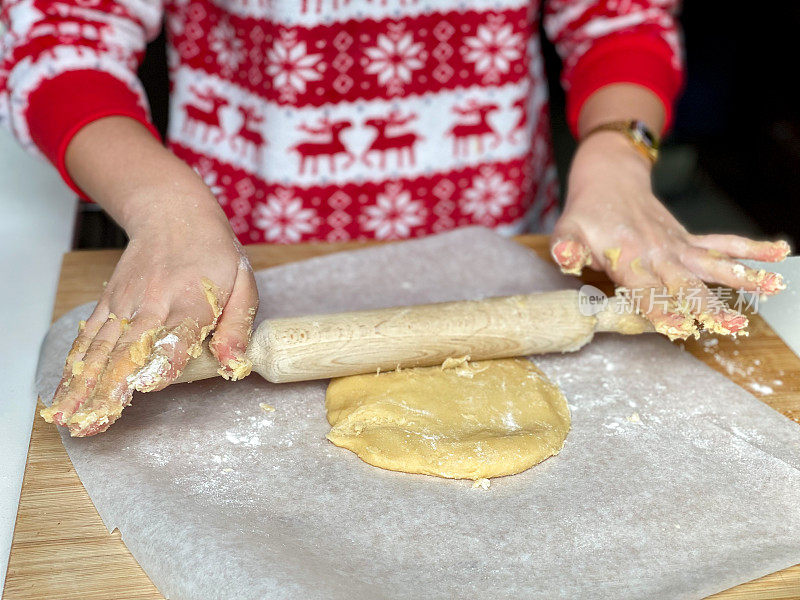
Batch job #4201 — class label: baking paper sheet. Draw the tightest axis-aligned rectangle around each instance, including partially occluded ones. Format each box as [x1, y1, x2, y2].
[37, 227, 800, 599]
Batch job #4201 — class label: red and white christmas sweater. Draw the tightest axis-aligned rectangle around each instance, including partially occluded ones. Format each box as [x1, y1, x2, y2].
[0, 0, 682, 244]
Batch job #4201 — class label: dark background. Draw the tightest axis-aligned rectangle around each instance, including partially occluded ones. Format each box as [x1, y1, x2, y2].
[76, 3, 800, 249]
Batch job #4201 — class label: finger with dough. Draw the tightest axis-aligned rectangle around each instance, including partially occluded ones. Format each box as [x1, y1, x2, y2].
[209, 257, 258, 381]
[689, 234, 790, 263]
[653, 260, 747, 337]
[43, 314, 126, 426]
[65, 311, 164, 437]
[681, 247, 786, 295]
[550, 237, 593, 275]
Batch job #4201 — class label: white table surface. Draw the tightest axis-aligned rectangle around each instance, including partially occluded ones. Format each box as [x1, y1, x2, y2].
[0, 128, 76, 596]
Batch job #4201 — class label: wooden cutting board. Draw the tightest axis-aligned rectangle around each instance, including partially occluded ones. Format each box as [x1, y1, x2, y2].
[4, 236, 800, 599]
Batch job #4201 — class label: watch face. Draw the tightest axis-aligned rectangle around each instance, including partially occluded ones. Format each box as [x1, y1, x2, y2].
[630, 120, 658, 149]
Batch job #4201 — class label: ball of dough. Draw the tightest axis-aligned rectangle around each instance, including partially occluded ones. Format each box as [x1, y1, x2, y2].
[325, 358, 570, 480]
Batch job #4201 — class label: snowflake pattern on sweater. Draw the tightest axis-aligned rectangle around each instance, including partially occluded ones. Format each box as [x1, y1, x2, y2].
[0, 0, 682, 244]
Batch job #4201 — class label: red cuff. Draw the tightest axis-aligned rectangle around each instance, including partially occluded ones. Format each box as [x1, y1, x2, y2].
[565, 32, 684, 138]
[26, 70, 161, 198]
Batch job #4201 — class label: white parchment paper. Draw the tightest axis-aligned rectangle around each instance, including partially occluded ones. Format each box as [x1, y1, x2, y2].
[37, 228, 800, 599]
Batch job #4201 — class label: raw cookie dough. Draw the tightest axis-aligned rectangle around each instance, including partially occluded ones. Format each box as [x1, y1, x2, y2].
[325, 358, 570, 480]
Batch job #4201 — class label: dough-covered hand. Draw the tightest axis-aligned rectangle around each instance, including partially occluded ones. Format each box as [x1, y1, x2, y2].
[41, 181, 258, 437]
[551, 132, 789, 340]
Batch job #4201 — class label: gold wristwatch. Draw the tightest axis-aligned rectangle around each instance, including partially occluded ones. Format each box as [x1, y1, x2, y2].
[582, 119, 660, 163]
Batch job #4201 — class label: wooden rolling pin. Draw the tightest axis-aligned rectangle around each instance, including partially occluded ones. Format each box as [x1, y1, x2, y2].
[175, 289, 652, 384]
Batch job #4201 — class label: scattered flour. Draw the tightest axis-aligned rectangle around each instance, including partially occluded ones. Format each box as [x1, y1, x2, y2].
[154, 333, 179, 349]
[704, 341, 779, 398]
[225, 430, 262, 447]
[127, 354, 169, 390]
[748, 382, 774, 395]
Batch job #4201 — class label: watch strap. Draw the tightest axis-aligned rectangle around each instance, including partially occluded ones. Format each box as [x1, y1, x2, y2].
[582, 119, 660, 163]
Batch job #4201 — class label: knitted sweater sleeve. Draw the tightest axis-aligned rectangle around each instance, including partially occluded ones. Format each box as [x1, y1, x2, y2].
[543, 0, 684, 136]
[0, 0, 163, 193]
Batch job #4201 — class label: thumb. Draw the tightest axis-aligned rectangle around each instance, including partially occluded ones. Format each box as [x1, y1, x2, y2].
[209, 258, 259, 380]
[550, 222, 593, 276]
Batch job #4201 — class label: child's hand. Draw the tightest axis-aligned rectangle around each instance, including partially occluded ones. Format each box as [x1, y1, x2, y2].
[43, 188, 257, 436]
[40, 117, 259, 436]
[551, 131, 789, 340]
